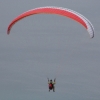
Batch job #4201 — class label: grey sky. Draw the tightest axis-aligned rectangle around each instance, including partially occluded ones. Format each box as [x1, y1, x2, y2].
[0, 0, 100, 100]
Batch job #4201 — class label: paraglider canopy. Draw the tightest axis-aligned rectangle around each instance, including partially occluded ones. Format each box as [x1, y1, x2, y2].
[7, 6, 94, 38]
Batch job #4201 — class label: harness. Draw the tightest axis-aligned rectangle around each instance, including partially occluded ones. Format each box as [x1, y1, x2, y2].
[49, 83, 53, 89]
